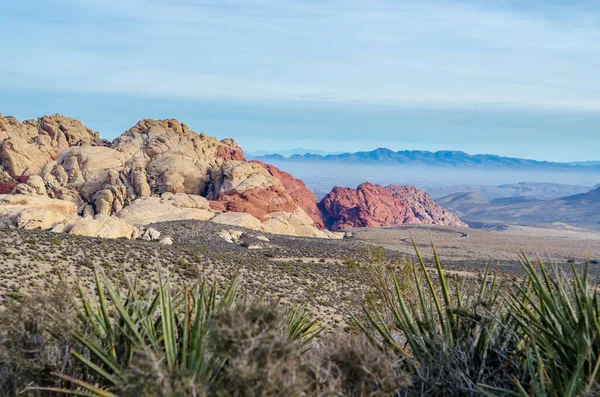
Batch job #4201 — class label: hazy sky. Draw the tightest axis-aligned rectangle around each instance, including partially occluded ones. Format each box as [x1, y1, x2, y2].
[1, 0, 599, 161]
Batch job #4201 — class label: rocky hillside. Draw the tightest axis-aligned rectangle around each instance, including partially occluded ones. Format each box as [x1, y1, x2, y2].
[0, 114, 336, 239]
[0, 113, 466, 239]
[319, 182, 467, 230]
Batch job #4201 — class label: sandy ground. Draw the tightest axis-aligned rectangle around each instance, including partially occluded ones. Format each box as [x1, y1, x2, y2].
[349, 224, 600, 263]
[1, 220, 599, 331]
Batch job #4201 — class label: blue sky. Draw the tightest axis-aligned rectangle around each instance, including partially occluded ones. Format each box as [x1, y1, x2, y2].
[1, 0, 599, 161]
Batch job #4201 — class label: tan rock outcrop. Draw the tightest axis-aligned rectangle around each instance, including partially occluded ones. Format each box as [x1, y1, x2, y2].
[12, 175, 47, 196]
[0, 194, 78, 215]
[116, 196, 215, 226]
[0, 114, 333, 239]
[0, 194, 79, 230]
[211, 212, 264, 230]
[0, 113, 104, 177]
[69, 215, 140, 239]
[264, 210, 342, 238]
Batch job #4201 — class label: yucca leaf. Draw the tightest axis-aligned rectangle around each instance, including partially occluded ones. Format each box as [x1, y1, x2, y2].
[49, 372, 118, 397]
[24, 387, 102, 397]
[413, 241, 448, 342]
[71, 350, 123, 387]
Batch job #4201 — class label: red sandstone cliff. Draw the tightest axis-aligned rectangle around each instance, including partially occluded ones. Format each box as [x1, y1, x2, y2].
[318, 182, 467, 230]
[251, 161, 325, 229]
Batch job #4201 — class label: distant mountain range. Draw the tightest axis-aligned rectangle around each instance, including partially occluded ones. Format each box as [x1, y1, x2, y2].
[250, 148, 600, 171]
[246, 148, 341, 157]
[438, 185, 600, 230]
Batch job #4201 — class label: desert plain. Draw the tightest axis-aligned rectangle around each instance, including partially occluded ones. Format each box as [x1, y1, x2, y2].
[2, 218, 599, 332]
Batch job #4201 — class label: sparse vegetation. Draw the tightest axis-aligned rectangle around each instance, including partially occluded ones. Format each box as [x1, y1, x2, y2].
[356, 246, 600, 396]
[2, 223, 600, 396]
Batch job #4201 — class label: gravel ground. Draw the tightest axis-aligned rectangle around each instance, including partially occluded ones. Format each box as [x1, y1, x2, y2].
[1, 220, 599, 330]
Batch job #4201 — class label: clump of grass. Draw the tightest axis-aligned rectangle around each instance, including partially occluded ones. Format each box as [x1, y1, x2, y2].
[356, 244, 600, 396]
[503, 256, 600, 396]
[25, 266, 320, 396]
[356, 244, 521, 394]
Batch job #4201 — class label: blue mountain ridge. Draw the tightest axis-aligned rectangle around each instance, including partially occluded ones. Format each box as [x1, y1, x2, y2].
[249, 148, 600, 170]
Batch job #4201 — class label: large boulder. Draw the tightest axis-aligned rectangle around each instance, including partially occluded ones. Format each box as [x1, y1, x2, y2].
[319, 182, 467, 230]
[69, 215, 140, 239]
[207, 160, 278, 197]
[11, 175, 47, 196]
[116, 195, 215, 226]
[0, 194, 79, 230]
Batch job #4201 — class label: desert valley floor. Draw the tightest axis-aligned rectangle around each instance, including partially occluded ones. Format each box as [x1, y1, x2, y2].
[2, 220, 600, 333]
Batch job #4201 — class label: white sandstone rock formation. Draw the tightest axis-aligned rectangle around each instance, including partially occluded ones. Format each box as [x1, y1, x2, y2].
[0, 114, 334, 240]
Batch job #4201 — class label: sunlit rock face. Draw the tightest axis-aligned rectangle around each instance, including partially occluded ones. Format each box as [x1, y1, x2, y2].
[319, 182, 467, 230]
[0, 113, 333, 238]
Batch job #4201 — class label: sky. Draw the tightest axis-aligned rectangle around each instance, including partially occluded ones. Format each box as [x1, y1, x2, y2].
[0, 0, 599, 161]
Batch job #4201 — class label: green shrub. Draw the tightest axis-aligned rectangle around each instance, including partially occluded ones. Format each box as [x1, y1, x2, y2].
[504, 256, 600, 396]
[6, 245, 600, 396]
[356, 244, 521, 395]
[24, 266, 320, 396]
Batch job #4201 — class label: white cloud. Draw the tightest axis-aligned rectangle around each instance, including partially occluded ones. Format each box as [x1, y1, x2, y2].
[2, 0, 600, 112]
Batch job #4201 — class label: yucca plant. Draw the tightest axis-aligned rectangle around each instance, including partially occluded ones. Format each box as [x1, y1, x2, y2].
[503, 256, 600, 396]
[356, 244, 521, 395]
[28, 265, 321, 396]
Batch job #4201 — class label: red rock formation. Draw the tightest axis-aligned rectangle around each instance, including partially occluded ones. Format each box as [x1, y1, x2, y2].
[0, 180, 18, 194]
[208, 200, 227, 212]
[215, 143, 245, 161]
[319, 182, 467, 230]
[251, 161, 325, 228]
[216, 185, 299, 221]
[0, 175, 28, 194]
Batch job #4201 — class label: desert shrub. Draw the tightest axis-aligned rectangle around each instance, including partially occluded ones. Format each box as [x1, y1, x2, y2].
[119, 348, 206, 397]
[504, 257, 600, 396]
[24, 267, 320, 396]
[365, 244, 387, 263]
[356, 245, 600, 396]
[308, 336, 411, 396]
[9, 247, 600, 396]
[356, 245, 522, 395]
[0, 279, 84, 397]
[208, 304, 310, 396]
